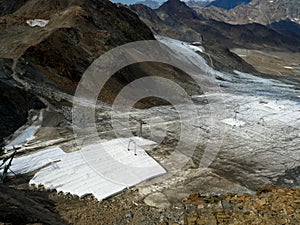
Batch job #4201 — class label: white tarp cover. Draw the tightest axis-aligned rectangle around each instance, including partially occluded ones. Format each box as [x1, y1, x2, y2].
[1, 138, 166, 200]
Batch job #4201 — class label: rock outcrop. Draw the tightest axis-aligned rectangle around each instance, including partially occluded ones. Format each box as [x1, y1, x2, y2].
[184, 185, 300, 224]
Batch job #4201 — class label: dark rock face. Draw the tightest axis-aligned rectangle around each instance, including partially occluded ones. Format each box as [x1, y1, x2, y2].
[130, 3, 203, 42]
[199, 44, 257, 74]
[268, 19, 300, 38]
[0, 59, 45, 145]
[0, 184, 68, 225]
[0, 0, 28, 16]
[191, 21, 300, 51]
[207, 0, 251, 10]
[158, 0, 201, 21]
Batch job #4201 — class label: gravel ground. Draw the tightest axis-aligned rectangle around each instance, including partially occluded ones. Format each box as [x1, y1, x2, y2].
[1, 175, 299, 225]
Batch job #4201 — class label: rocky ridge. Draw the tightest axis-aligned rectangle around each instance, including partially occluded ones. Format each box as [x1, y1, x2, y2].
[196, 0, 300, 26]
[130, 0, 300, 52]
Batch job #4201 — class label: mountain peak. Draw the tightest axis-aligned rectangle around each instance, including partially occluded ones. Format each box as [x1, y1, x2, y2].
[162, 0, 188, 7]
[158, 0, 200, 20]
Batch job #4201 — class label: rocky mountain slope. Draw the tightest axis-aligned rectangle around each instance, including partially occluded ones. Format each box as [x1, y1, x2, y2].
[130, 2, 204, 42]
[196, 0, 300, 26]
[130, 0, 300, 52]
[268, 19, 300, 37]
[0, 0, 203, 145]
[0, 0, 146, 144]
[0, 59, 44, 147]
[0, 0, 27, 16]
[207, 0, 251, 10]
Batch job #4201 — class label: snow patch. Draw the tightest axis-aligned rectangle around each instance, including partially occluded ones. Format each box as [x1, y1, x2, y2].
[222, 118, 246, 127]
[188, 44, 205, 53]
[5, 125, 39, 150]
[26, 19, 49, 27]
[156, 36, 215, 83]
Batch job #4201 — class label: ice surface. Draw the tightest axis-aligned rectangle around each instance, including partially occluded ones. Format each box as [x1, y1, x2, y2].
[188, 44, 205, 53]
[156, 36, 210, 72]
[222, 118, 246, 127]
[5, 125, 39, 148]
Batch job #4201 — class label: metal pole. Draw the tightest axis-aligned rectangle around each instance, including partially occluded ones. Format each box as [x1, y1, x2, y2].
[139, 122, 142, 137]
[138, 120, 146, 137]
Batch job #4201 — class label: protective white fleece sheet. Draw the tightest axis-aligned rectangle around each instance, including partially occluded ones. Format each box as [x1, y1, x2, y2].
[2, 138, 165, 200]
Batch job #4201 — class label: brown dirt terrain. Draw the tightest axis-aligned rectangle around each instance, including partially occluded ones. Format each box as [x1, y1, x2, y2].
[231, 49, 300, 77]
[1, 174, 300, 225]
